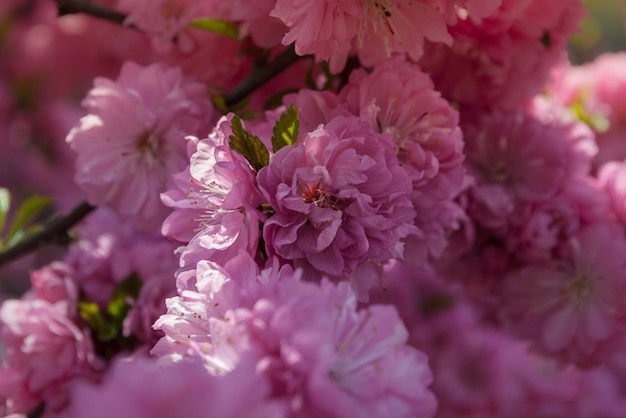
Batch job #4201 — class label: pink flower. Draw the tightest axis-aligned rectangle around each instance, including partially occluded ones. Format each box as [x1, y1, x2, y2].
[461, 106, 582, 231]
[161, 115, 265, 270]
[153, 259, 436, 418]
[117, 0, 210, 52]
[271, 0, 452, 72]
[0, 299, 99, 414]
[30, 262, 78, 307]
[66, 61, 213, 232]
[420, 0, 586, 107]
[340, 56, 465, 260]
[598, 160, 626, 225]
[65, 356, 285, 418]
[258, 115, 416, 284]
[550, 53, 626, 166]
[499, 222, 626, 367]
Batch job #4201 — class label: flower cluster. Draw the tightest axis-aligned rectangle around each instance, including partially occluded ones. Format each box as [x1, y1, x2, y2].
[3, 0, 626, 417]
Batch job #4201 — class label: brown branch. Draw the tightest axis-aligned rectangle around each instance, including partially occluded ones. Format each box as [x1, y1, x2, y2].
[224, 46, 304, 107]
[54, 0, 128, 26]
[0, 201, 95, 268]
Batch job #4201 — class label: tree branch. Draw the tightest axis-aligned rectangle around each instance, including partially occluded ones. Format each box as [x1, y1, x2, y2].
[54, 0, 128, 26]
[0, 201, 94, 268]
[224, 46, 304, 107]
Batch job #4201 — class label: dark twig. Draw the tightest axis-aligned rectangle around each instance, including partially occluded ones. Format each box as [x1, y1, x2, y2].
[55, 0, 128, 26]
[224, 46, 304, 107]
[0, 201, 95, 268]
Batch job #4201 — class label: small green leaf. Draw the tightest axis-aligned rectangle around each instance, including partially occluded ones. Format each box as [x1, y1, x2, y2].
[570, 92, 610, 133]
[5, 195, 53, 245]
[78, 301, 112, 340]
[107, 273, 142, 321]
[189, 18, 239, 39]
[0, 188, 10, 235]
[271, 105, 299, 153]
[229, 116, 270, 172]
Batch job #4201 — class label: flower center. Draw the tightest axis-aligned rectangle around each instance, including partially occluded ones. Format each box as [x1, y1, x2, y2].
[297, 181, 353, 211]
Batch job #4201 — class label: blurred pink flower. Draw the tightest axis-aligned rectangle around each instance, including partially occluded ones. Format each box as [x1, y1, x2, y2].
[0, 299, 99, 414]
[66, 356, 285, 418]
[66, 61, 213, 232]
[499, 222, 626, 367]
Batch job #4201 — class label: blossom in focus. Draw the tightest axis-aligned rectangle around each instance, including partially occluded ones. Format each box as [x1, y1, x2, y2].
[153, 257, 436, 418]
[271, 0, 452, 72]
[257, 115, 416, 287]
[161, 115, 265, 270]
[66, 61, 214, 232]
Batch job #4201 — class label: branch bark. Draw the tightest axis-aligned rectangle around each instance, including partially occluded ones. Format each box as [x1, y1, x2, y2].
[224, 46, 304, 107]
[55, 0, 128, 26]
[0, 201, 95, 268]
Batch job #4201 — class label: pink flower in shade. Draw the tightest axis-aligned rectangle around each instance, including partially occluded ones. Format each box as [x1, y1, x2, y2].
[0, 299, 100, 415]
[207, 0, 286, 48]
[550, 53, 626, 166]
[161, 115, 265, 270]
[598, 160, 626, 226]
[340, 56, 465, 260]
[66, 61, 214, 232]
[257, 115, 416, 286]
[271, 0, 452, 72]
[65, 356, 286, 418]
[505, 179, 608, 263]
[461, 107, 582, 231]
[499, 222, 626, 367]
[117, 0, 210, 52]
[419, 0, 585, 107]
[30, 262, 78, 307]
[153, 258, 436, 418]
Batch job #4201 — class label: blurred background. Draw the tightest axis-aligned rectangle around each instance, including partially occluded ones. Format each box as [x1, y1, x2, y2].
[570, 0, 626, 62]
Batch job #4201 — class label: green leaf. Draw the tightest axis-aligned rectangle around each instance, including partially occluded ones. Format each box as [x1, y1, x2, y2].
[0, 188, 10, 235]
[5, 195, 53, 246]
[107, 273, 142, 321]
[189, 18, 239, 39]
[271, 105, 299, 153]
[570, 92, 610, 133]
[78, 301, 117, 341]
[229, 116, 270, 172]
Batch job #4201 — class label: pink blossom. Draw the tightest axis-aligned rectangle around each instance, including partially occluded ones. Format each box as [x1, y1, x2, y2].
[153, 260, 436, 418]
[117, 0, 211, 52]
[550, 53, 626, 166]
[161, 115, 265, 270]
[30, 262, 78, 307]
[420, 0, 586, 107]
[66, 61, 214, 232]
[65, 356, 285, 418]
[271, 0, 452, 72]
[461, 107, 579, 232]
[598, 160, 626, 225]
[0, 299, 99, 414]
[499, 222, 626, 367]
[340, 56, 465, 260]
[257, 115, 416, 284]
